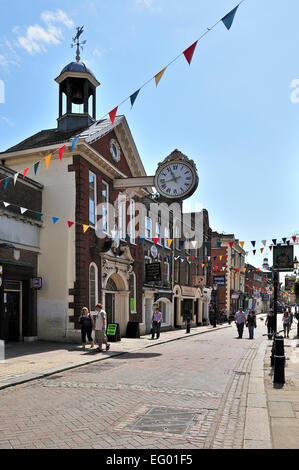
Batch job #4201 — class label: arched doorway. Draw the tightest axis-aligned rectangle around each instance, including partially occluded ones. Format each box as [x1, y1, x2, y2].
[103, 272, 129, 336]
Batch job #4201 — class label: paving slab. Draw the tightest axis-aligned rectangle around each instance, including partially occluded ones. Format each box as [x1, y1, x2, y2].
[271, 418, 299, 449]
[244, 408, 271, 441]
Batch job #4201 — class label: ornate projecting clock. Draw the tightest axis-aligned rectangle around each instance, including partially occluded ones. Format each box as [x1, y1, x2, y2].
[154, 149, 198, 201]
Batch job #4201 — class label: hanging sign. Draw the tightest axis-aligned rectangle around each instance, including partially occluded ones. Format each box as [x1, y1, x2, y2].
[145, 262, 161, 282]
[273, 246, 294, 272]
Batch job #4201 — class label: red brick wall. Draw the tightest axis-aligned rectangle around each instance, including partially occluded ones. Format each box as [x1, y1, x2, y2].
[90, 130, 134, 177]
[68, 132, 143, 328]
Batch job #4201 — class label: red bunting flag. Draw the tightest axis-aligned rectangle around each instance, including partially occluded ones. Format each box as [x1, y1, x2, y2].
[183, 41, 198, 65]
[153, 238, 159, 245]
[67, 221, 74, 228]
[109, 107, 118, 125]
[215, 266, 219, 271]
[269, 246, 273, 251]
[228, 242, 234, 249]
[225, 255, 228, 260]
[23, 168, 29, 179]
[59, 145, 66, 161]
[292, 236, 297, 243]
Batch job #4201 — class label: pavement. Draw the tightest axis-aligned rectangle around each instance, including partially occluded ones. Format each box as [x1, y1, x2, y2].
[1, 315, 299, 449]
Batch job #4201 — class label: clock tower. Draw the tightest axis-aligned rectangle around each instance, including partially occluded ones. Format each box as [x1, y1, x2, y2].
[55, 26, 100, 132]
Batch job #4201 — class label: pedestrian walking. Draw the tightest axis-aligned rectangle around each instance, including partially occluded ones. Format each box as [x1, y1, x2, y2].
[92, 303, 110, 352]
[282, 310, 292, 339]
[289, 308, 293, 328]
[151, 305, 162, 339]
[246, 310, 257, 339]
[79, 307, 94, 349]
[265, 309, 275, 339]
[234, 307, 247, 339]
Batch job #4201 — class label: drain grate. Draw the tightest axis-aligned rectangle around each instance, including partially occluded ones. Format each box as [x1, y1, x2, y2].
[127, 406, 202, 435]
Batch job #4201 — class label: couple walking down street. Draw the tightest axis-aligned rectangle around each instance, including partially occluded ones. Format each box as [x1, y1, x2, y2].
[79, 303, 110, 352]
[234, 307, 257, 339]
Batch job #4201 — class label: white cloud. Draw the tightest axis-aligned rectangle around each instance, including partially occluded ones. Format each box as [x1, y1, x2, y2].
[136, 0, 154, 7]
[0, 116, 15, 126]
[16, 9, 74, 56]
[92, 48, 102, 57]
[41, 9, 74, 29]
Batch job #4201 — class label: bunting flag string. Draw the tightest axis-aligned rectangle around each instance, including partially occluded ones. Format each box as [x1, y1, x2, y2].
[98, 1, 244, 127]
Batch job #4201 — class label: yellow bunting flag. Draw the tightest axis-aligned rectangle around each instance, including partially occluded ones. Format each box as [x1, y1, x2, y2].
[201, 264, 205, 269]
[240, 241, 245, 248]
[219, 255, 223, 261]
[243, 268, 246, 272]
[167, 238, 173, 247]
[260, 248, 264, 254]
[83, 224, 89, 233]
[186, 256, 190, 261]
[155, 67, 167, 87]
[45, 154, 52, 171]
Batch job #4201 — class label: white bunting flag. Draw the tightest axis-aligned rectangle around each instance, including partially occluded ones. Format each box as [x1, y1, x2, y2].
[20, 207, 27, 214]
[3, 202, 10, 207]
[14, 172, 19, 186]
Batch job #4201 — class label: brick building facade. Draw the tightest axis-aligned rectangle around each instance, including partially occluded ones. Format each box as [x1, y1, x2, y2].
[0, 165, 43, 341]
[0, 59, 147, 342]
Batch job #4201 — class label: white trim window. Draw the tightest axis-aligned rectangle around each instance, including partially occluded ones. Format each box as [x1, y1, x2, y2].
[158, 298, 171, 326]
[129, 199, 135, 244]
[174, 225, 180, 249]
[89, 171, 97, 227]
[164, 226, 170, 249]
[155, 222, 161, 245]
[164, 261, 170, 284]
[89, 262, 98, 313]
[118, 196, 126, 240]
[145, 216, 152, 240]
[102, 181, 109, 233]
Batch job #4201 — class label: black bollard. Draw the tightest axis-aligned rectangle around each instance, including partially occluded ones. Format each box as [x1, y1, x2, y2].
[275, 336, 285, 357]
[186, 316, 191, 334]
[271, 334, 281, 367]
[274, 355, 285, 384]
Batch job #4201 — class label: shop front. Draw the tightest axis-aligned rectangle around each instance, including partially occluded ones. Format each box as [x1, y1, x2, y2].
[173, 285, 202, 328]
[0, 260, 38, 342]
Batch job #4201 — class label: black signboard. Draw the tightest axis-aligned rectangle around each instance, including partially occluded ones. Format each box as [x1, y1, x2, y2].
[213, 275, 226, 286]
[145, 262, 161, 282]
[106, 322, 121, 342]
[273, 245, 294, 272]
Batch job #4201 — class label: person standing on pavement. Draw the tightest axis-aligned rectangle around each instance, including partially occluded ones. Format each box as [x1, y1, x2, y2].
[92, 303, 110, 352]
[265, 309, 275, 339]
[282, 310, 292, 339]
[79, 307, 94, 349]
[246, 310, 257, 340]
[234, 307, 247, 339]
[289, 308, 293, 329]
[151, 305, 162, 340]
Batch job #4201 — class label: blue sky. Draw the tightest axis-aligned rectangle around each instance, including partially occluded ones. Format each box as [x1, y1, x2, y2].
[0, 0, 298, 269]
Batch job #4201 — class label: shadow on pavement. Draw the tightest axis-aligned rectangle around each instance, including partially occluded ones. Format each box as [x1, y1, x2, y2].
[3, 341, 80, 360]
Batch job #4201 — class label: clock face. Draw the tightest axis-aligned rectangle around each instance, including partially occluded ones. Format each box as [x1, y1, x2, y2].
[154, 161, 198, 200]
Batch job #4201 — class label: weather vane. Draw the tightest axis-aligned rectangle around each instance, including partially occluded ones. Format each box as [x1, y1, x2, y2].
[71, 26, 86, 63]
